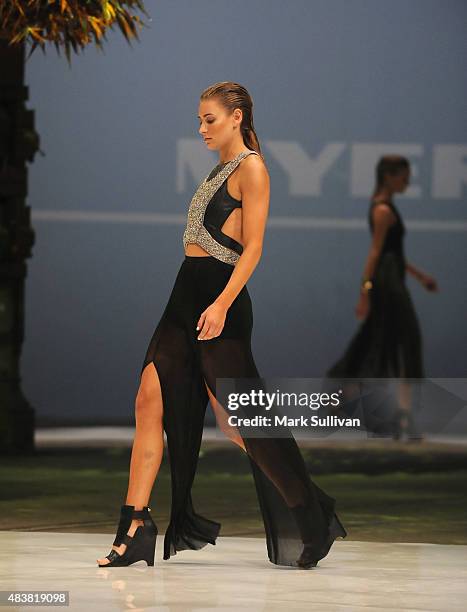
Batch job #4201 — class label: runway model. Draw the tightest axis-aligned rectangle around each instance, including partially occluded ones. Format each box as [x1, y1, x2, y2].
[327, 155, 438, 439]
[97, 81, 347, 569]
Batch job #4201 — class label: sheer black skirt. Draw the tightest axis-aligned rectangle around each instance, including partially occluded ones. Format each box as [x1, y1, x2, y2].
[327, 252, 424, 379]
[141, 254, 347, 567]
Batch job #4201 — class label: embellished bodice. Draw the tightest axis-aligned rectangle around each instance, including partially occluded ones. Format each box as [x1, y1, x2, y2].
[183, 150, 259, 265]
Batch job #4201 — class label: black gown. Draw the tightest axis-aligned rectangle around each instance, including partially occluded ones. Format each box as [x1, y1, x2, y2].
[140, 153, 347, 567]
[325, 199, 424, 433]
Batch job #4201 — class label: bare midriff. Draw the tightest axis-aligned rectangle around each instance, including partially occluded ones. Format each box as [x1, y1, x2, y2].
[184, 243, 212, 257]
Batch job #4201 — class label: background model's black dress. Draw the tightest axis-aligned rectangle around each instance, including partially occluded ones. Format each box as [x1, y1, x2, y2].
[140, 153, 347, 568]
[325, 200, 425, 434]
[327, 199, 424, 380]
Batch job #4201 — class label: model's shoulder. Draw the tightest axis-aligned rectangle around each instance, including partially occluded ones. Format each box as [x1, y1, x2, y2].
[238, 150, 269, 177]
[371, 200, 396, 225]
[236, 151, 269, 202]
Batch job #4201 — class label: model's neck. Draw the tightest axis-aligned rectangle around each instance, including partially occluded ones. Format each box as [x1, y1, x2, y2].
[219, 144, 250, 164]
[375, 188, 394, 201]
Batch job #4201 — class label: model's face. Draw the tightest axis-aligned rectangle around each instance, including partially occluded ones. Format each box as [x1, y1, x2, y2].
[387, 168, 410, 193]
[197, 98, 242, 149]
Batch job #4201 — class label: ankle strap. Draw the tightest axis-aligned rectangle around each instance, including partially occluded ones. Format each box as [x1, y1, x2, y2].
[120, 504, 151, 519]
[132, 508, 150, 519]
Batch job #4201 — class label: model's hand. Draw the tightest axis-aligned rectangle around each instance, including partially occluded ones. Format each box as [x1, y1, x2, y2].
[420, 274, 438, 292]
[355, 292, 370, 320]
[197, 301, 227, 340]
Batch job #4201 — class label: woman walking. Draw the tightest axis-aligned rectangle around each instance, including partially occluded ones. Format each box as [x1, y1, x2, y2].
[97, 81, 347, 570]
[326, 155, 438, 439]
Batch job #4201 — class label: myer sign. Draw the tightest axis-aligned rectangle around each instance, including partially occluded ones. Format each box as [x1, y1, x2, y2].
[177, 139, 467, 200]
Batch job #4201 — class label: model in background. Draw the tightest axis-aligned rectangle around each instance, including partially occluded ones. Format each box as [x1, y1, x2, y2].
[327, 156, 438, 440]
[97, 81, 347, 570]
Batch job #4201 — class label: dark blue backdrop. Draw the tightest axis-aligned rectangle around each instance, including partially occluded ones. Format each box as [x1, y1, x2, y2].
[23, 0, 467, 424]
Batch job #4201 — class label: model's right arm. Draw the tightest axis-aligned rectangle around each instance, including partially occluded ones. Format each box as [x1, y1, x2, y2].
[211, 155, 270, 310]
[196, 155, 270, 340]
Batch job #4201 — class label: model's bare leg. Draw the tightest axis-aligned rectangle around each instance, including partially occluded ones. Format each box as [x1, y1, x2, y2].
[204, 380, 306, 507]
[398, 380, 411, 413]
[205, 381, 246, 452]
[396, 379, 424, 441]
[97, 361, 164, 565]
[392, 377, 411, 438]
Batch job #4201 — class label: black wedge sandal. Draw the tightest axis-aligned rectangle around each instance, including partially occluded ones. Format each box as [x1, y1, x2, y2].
[98, 505, 158, 567]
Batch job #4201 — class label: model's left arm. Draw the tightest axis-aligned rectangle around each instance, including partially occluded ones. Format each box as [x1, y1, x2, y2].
[196, 156, 270, 340]
[405, 261, 439, 292]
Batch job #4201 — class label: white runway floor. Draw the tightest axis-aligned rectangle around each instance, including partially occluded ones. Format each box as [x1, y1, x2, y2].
[0, 532, 466, 611]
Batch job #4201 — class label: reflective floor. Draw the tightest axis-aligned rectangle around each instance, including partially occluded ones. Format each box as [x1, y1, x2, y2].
[0, 531, 466, 611]
[34, 426, 467, 448]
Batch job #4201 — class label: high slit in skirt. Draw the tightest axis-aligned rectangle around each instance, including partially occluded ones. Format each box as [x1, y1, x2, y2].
[140, 254, 347, 567]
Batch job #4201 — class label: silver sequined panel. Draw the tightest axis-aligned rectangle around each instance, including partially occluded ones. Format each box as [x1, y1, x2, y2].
[183, 150, 259, 265]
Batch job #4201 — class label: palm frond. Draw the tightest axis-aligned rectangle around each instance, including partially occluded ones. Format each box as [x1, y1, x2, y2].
[0, 1, 151, 63]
